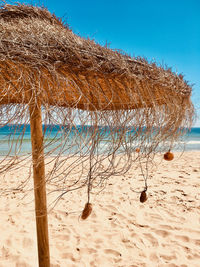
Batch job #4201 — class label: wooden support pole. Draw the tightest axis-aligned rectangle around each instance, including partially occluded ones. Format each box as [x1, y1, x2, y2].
[29, 101, 50, 267]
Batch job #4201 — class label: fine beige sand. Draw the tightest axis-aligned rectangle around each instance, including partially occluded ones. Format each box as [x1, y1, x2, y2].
[0, 151, 200, 267]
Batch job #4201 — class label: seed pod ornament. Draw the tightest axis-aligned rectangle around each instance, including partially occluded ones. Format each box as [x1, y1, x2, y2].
[140, 190, 148, 203]
[164, 150, 174, 161]
[81, 202, 92, 220]
[135, 147, 140, 153]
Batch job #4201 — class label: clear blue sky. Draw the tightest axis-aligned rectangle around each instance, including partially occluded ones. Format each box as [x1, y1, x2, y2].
[5, 0, 200, 126]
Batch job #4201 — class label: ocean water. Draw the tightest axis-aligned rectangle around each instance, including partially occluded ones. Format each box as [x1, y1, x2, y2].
[179, 127, 200, 151]
[0, 125, 199, 156]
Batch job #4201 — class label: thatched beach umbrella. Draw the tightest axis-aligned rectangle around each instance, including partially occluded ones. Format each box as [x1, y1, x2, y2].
[0, 4, 193, 267]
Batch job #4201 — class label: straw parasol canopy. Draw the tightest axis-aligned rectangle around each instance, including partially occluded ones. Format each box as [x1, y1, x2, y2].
[0, 4, 193, 111]
[0, 3, 194, 267]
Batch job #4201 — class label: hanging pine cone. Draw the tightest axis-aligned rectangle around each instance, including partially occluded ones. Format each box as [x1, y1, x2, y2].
[140, 190, 147, 203]
[135, 147, 140, 153]
[164, 150, 174, 161]
[81, 202, 92, 220]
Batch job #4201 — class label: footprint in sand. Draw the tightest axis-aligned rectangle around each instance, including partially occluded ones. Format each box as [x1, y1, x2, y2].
[61, 252, 76, 261]
[90, 257, 104, 267]
[5, 239, 12, 247]
[160, 253, 177, 261]
[110, 220, 119, 228]
[175, 235, 189, 242]
[111, 212, 127, 221]
[191, 253, 200, 259]
[104, 249, 122, 257]
[194, 239, 200, 246]
[148, 213, 163, 221]
[159, 224, 174, 230]
[79, 248, 97, 254]
[22, 237, 33, 248]
[55, 234, 70, 241]
[149, 252, 159, 262]
[154, 229, 170, 238]
[143, 233, 159, 247]
[16, 262, 32, 267]
[94, 239, 103, 249]
[101, 204, 118, 214]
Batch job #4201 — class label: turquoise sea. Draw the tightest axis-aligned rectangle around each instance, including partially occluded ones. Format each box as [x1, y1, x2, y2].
[0, 125, 199, 156]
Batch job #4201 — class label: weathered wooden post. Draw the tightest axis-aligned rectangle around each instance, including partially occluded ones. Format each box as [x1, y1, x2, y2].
[29, 100, 50, 267]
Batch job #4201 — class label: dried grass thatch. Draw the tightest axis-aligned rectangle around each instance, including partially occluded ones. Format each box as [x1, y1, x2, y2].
[0, 4, 193, 110]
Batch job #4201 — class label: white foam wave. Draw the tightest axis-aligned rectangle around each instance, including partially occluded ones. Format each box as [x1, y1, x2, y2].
[186, 141, 200, 145]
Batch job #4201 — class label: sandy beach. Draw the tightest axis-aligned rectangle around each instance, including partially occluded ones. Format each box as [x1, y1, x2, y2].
[0, 151, 199, 267]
